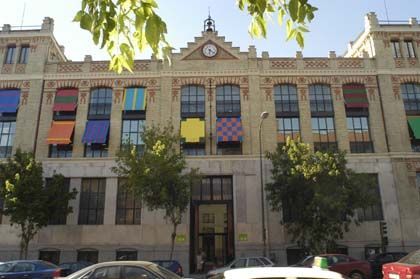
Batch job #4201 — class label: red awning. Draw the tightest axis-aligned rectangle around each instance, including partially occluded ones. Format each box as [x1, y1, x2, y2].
[46, 121, 75, 144]
[53, 89, 78, 112]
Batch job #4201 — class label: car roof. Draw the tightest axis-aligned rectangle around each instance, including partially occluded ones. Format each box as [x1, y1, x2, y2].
[224, 267, 344, 279]
[2, 260, 44, 264]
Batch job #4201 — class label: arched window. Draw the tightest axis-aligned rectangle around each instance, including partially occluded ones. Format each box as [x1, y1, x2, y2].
[181, 85, 205, 118]
[274, 84, 298, 115]
[216, 85, 240, 117]
[88, 87, 112, 117]
[401, 83, 420, 113]
[309, 84, 333, 113]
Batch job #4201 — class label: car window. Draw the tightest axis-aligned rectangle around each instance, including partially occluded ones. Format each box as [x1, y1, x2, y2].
[259, 258, 272, 265]
[124, 266, 158, 279]
[12, 263, 36, 272]
[147, 265, 179, 279]
[399, 250, 420, 265]
[0, 263, 13, 272]
[248, 258, 263, 267]
[91, 266, 120, 279]
[231, 259, 246, 268]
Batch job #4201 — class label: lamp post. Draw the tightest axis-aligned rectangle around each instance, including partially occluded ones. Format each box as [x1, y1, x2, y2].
[259, 111, 269, 257]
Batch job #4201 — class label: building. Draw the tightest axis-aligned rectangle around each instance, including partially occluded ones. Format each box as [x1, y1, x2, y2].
[0, 12, 420, 272]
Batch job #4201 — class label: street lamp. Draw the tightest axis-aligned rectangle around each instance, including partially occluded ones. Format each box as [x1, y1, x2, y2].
[259, 111, 269, 257]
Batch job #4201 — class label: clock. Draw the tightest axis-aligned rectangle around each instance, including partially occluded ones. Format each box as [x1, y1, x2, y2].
[202, 44, 218, 57]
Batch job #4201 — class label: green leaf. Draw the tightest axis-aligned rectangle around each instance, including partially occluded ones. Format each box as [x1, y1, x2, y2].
[288, 0, 299, 21]
[277, 8, 285, 26]
[296, 31, 304, 47]
[73, 10, 84, 22]
[80, 14, 93, 31]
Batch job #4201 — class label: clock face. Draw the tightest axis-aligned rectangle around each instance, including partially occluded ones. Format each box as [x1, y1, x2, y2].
[202, 44, 218, 57]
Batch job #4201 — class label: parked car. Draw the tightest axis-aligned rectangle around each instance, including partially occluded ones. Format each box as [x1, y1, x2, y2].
[293, 254, 371, 279]
[223, 266, 345, 279]
[63, 261, 185, 279]
[152, 260, 183, 277]
[382, 249, 420, 279]
[0, 260, 62, 279]
[368, 252, 408, 278]
[58, 261, 93, 276]
[206, 257, 274, 279]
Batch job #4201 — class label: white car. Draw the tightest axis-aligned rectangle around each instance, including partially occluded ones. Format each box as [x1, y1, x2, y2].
[206, 257, 274, 278]
[223, 267, 345, 279]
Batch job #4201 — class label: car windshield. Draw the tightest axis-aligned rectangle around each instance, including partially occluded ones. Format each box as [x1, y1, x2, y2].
[399, 250, 420, 265]
[147, 264, 180, 279]
[0, 263, 13, 272]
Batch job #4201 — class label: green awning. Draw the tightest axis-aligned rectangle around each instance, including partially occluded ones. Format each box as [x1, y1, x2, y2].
[408, 117, 420, 139]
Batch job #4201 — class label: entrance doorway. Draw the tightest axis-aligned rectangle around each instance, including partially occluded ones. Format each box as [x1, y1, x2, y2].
[190, 176, 234, 274]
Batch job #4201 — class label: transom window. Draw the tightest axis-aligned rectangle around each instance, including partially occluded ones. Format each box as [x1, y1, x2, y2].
[88, 88, 112, 117]
[116, 180, 141, 225]
[401, 83, 420, 113]
[277, 117, 300, 143]
[347, 116, 373, 153]
[78, 178, 106, 225]
[85, 143, 108, 158]
[182, 143, 206, 156]
[309, 84, 333, 114]
[49, 144, 73, 158]
[274, 84, 299, 115]
[405, 41, 416, 58]
[216, 85, 241, 117]
[18, 45, 30, 64]
[391, 40, 402, 58]
[192, 176, 233, 201]
[311, 117, 337, 152]
[121, 119, 145, 153]
[5, 45, 16, 64]
[0, 121, 15, 158]
[181, 85, 205, 118]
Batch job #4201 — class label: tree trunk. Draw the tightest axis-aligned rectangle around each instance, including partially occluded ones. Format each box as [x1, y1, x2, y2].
[19, 235, 29, 259]
[169, 223, 178, 260]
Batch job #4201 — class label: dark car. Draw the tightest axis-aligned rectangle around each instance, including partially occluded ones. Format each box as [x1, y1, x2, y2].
[383, 249, 420, 279]
[58, 261, 93, 276]
[64, 261, 181, 279]
[0, 260, 62, 279]
[368, 252, 408, 278]
[151, 260, 183, 277]
[293, 254, 371, 279]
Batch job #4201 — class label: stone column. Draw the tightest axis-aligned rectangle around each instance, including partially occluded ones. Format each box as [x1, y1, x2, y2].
[108, 81, 123, 157]
[296, 78, 313, 147]
[331, 78, 349, 152]
[103, 178, 117, 225]
[35, 85, 55, 160]
[72, 83, 90, 157]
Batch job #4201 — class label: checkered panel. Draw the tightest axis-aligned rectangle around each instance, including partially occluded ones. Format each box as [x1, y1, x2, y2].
[216, 117, 243, 142]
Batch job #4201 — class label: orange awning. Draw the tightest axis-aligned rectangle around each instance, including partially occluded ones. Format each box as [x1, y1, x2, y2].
[46, 121, 75, 144]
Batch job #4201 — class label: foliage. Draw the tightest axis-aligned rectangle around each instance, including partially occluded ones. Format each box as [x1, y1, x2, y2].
[265, 138, 378, 254]
[75, 0, 317, 73]
[112, 123, 200, 259]
[0, 149, 77, 259]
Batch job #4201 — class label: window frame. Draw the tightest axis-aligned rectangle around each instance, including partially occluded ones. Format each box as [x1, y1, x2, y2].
[401, 83, 420, 114]
[191, 176, 233, 202]
[88, 88, 113, 119]
[309, 84, 334, 115]
[0, 121, 16, 158]
[311, 116, 337, 152]
[78, 178, 106, 225]
[5, 45, 16, 64]
[39, 250, 60, 265]
[116, 250, 138, 261]
[404, 40, 416, 58]
[216, 141, 242, 155]
[181, 85, 205, 118]
[47, 177, 71, 225]
[216, 85, 241, 117]
[121, 119, 145, 153]
[182, 143, 206, 156]
[18, 45, 30, 64]
[391, 40, 402, 58]
[116, 179, 141, 225]
[77, 249, 99, 264]
[356, 174, 383, 222]
[274, 84, 299, 116]
[347, 115, 374, 153]
[277, 117, 300, 143]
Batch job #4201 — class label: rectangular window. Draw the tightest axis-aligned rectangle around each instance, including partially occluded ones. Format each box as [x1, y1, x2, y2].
[357, 174, 383, 221]
[405, 40, 416, 58]
[116, 250, 138, 261]
[5, 45, 16, 64]
[78, 178, 106, 225]
[48, 178, 71, 225]
[391, 40, 402, 58]
[217, 142, 242, 155]
[84, 144, 108, 158]
[274, 85, 299, 116]
[116, 180, 141, 225]
[192, 176, 233, 201]
[49, 144, 73, 158]
[216, 85, 241, 117]
[121, 119, 145, 153]
[277, 117, 300, 143]
[181, 86, 205, 118]
[309, 85, 333, 114]
[347, 116, 374, 153]
[88, 88, 112, 118]
[39, 250, 60, 265]
[182, 143, 205, 156]
[18, 45, 30, 64]
[0, 121, 16, 158]
[311, 117, 337, 152]
[77, 250, 98, 264]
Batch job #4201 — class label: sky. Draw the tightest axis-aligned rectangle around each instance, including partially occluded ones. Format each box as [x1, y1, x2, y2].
[0, 0, 419, 61]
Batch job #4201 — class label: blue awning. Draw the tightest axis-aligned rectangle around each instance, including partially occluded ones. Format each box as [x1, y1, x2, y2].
[82, 120, 110, 144]
[0, 89, 20, 113]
